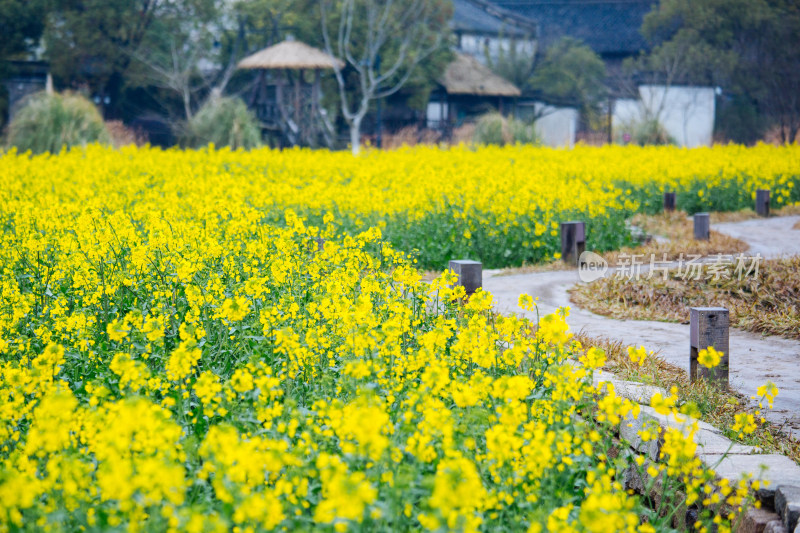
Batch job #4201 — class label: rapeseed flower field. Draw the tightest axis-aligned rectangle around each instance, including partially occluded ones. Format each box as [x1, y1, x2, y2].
[0, 143, 790, 532]
[3, 143, 798, 269]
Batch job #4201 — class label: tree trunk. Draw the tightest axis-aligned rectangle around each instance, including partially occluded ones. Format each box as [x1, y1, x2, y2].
[350, 115, 363, 155]
[183, 89, 192, 121]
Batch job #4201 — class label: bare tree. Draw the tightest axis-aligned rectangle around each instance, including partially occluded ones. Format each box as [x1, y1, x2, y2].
[130, 35, 211, 120]
[128, 2, 245, 120]
[640, 0, 800, 144]
[319, 0, 451, 154]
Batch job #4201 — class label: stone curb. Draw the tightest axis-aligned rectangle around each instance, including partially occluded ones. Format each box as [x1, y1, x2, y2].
[587, 363, 800, 531]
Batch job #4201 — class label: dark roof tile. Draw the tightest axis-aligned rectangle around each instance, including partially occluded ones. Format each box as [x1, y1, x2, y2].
[452, 0, 537, 36]
[488, 0, 652, 55]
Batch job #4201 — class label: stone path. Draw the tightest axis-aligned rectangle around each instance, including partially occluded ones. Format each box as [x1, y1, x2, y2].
[483, 215, 800, 436]
[715, 215, 800, 259]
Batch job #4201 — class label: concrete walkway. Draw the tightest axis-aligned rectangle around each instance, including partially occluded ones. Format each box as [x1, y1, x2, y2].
[714, 215, 800, 259]
[484, 215, 800, 436]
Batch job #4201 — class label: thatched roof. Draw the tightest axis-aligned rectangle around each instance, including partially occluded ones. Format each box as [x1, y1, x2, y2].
[440, 53, 520, 96]
[237, 39, 344, 70]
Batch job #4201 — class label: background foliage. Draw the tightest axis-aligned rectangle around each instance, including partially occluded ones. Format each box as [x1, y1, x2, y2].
[5, 91, 110, 153]
[181, 96, 262, 150]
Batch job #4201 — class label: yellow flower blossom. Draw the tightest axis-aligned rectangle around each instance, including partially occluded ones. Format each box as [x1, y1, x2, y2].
[627, 345, 648, 366]
[698, 346, 722, 369]
[0, 143, 784, 532]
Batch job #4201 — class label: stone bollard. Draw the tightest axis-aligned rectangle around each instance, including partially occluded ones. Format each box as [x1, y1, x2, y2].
[756, 189, 770, 217]
[663, 191, 676, 212]
[693, 212, 710, 240]
[560, 221, 586, 266]
[449, 260, 482, 296]
[690, 307, 729, 387]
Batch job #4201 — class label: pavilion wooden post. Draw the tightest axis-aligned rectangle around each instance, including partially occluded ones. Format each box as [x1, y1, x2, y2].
[249, 70, 265, 106]
[293, 70, 301, 126]
[276, 76, 284, 118]
[312, 70, 321, 134]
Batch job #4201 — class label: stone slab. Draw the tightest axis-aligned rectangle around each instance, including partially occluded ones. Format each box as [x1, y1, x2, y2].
[619, 412, 661, 460]
[635, 404, 720, 435]
[700, 454, 800, 503]
[592, 370, 667, 404]
[775, 486, 800, 532]
[695, 428, 757, 455]
[737, 507, 784, 533]
[765, 521, 788, 533]
[620, 405, 755, 461]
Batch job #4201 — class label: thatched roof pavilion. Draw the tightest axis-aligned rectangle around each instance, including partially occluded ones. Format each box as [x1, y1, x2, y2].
[237, 38, 342, 147]
[439, 53, 520, 97]
[237, 39, 343, 71]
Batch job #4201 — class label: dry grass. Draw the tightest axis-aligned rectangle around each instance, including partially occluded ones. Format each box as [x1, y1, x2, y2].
[421, 259, 572, 283]
[710, 210, 760, 223]
[496, 259, 576, 276]
[706, 204, 800, 222]
[422, 259, 574, 281]
[576, 333, 800, 464]
[381, 126, 444, 149]
[776, 204, 800, 216]
[420, 270, 442, 282]
[794, 219, 800, 230]
[571, 256, 800, 339]
[106, 120, 148, 147]
[602, 211, 749, 266]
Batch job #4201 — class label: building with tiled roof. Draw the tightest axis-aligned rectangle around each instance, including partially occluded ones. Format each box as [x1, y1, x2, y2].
[491, 0, 652, 60]
[453, 0, 653, 73]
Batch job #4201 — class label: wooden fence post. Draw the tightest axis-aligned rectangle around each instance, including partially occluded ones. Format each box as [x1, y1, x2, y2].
[693, 213, 710, 240]
[449, 260, 482, 296]
[756, 189, 770, 217]
[690, 307, 729, 387]
[664, 191, 676, 212]
[561, 221, 586, 266]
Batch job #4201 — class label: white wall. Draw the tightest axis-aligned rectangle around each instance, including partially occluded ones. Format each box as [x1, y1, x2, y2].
[611, 98, 641, 126]
[530, 103, 578, 148]
[426, 102, 448, 129]
[458, 34, 537, 64]
[612, 85, 716, 147]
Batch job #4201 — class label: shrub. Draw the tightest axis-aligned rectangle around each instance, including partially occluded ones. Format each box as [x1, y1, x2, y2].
[5, 91, 110, 154]
[182, 96, 261, 150]
[508, 116, 538, 144]
[473, 112, 507, 145]
[473, 112, 539, 146]
[105, 120, 148, 147]
[617, 117, 675, 146]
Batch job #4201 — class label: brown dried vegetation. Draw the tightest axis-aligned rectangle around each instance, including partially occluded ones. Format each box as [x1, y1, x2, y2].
[572, 256, 800, 340]
[602, 211, 749, 265]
